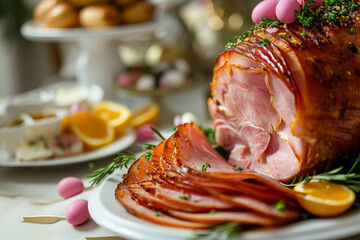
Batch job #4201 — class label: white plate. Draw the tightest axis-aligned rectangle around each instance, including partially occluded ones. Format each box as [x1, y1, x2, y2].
[21, 20, 158, 42]
[0, 130, 135, 167]
[89, 169, 360, 240]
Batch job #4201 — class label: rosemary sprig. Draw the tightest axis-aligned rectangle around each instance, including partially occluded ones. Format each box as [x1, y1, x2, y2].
[187, 222, 242, 240]
[150, 127, 165, 140]
[285, 153, 360, 192]
[200, 162, 211, 172]
[144, 143, 156, 150]
[145, 151, 153, 161]
[86, 152, 136, 186]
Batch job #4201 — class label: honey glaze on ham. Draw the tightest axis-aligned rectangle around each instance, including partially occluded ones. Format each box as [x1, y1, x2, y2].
[210, 15, 360, 181]
[115, 124, 301, 229]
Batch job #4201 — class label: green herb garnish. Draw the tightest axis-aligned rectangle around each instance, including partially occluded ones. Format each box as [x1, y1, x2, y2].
[301, 30, 307, 37]
[286, 153, 360, 192]
[144, 143, 156, 150]
[187, 222, 242, 240]
[350, 27, 356, 34]
[86, 152, 136, 186]
[258, 39, 270, 46]
[150, 127, 165, 140]
[88, 162, 95, 169]
[273, 200, 287, 211]
[200, 162, 211, 172]
[178, 195, 189, 200]
[233, 167, 244, 172]
[145, 151, 153, 161]
[209, 209, 216, 215]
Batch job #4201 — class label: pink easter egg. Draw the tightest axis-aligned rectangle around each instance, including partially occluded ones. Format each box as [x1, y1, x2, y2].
[297, 0, 322, 8]
[276, 0, 301, 24]
[69, 103, 88, 116]
[66, 199, 90, 226]
[57, 177, 84, 199]
[136, 124, 156, 142]
[251, 0, 278, 24]
[117, 73, 134, 87]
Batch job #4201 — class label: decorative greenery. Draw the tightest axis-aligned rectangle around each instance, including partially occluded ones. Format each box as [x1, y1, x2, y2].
[286, 153, 360, 192]
[187, 222, 242, 240]
[150, 127, 165, 140]
[233, 167, 244, 171]
[273, 200, 287, 211]
[145, 151, 153, 161]
[178, 195, 189, 200]
[200, 162, 211, 172]
[87, 152, 136, 186]
[258, 39, 270, 46]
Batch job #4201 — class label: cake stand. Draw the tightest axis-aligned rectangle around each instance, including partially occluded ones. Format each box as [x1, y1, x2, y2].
[21, 20, 159, 95]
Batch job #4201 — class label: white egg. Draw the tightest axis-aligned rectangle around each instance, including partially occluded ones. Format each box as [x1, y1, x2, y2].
[135, 74, 156, 91]
[161, 70, 186, 89]
[174, 59, 190, 74]
[181, 112, 200, 125]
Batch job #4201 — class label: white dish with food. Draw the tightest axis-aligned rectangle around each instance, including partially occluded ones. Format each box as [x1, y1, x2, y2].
[0, 129, 135, 167]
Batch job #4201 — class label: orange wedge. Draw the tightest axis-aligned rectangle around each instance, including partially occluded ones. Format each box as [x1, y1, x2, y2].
[293, 181, 356, 217]
[131, 102, 160, 128]
[69, 111, 114, 150]
[92, 101, 132, 136]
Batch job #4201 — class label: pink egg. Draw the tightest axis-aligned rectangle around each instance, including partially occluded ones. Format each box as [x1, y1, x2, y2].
[57, 177, 84, 199]
[117, 73, 134, 87]
[252, 0, 278, 24]
[66, 199, 90, 226]
[297, 0, 322, 8]
[276, 0, 301, 24]
[136, 124, 155, 142]
[173, 115, 182, 126]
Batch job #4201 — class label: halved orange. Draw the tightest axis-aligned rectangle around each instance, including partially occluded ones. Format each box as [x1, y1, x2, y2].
[131, 102, 160, 128]
[293, 181, 356, 217]
[69, 111, 114, 150]
[92, 101, 132, 136]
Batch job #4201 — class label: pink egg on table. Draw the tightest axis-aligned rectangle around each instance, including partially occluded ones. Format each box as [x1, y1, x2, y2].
[297, 0, 322, 8]
[276, 0, 301, 24]
[117, 73, 134, 87]
[252, 0, 278, 24]
[57, 177, 84, 199]
[136, 124, 156, 142]
[66, 199, 90, 226]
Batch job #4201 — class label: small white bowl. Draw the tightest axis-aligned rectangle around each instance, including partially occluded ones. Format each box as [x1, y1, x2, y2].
[0, 108, 67, 153]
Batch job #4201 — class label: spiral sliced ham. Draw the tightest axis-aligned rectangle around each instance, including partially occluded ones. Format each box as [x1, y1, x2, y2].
[210, 19, 360, 181]
[115, 124, 301, 229]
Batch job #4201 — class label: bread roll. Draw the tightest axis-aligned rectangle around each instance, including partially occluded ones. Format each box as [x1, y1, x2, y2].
[43, 2, 78, 28]
[34, 0, 62, 22]
[122, 2, 154, 24]
[79, 5, 121, 28]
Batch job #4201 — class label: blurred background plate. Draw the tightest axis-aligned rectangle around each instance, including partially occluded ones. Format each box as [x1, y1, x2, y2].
[0, 129, 135, 167]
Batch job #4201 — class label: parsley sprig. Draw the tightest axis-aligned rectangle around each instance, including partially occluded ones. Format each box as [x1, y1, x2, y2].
[226, 18, 281, 49]
[187, 222, 242, 240]
[87, 152, 136, 186]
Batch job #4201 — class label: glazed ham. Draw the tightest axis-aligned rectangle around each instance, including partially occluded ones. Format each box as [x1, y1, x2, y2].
[116, 124, 301, 229]
[209, 17, 360, 181]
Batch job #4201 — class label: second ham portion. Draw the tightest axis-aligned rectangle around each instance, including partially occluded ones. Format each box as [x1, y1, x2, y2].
[210, 19, 360, 182]
[116, 124, 301, 229]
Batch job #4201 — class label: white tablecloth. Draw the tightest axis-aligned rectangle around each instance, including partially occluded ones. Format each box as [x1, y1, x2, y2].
[0, 155, 125, 240]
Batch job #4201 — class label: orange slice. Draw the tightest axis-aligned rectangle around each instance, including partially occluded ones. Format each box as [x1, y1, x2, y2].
[92, 101, 132, 136]
[131, 102, 160, 128]
[69, 111, 114, 150]
[293, 181, 356, 217]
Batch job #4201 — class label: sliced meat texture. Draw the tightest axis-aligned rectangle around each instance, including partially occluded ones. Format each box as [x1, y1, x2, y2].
[115, 124, 301, 230]
[210, 18, 360, 181]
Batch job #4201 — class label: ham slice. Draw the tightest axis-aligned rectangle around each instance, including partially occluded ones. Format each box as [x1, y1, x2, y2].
[115, 124, 301, 229]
